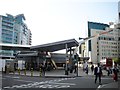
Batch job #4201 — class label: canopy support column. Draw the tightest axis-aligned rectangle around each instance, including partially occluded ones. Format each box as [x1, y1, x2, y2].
[65, 44, 68, 75]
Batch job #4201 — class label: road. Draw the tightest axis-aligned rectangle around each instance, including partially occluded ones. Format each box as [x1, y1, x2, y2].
[2, 74, 115, 89]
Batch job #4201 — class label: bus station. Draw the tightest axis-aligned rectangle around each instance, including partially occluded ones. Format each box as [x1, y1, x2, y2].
[0, 38, 91, 77]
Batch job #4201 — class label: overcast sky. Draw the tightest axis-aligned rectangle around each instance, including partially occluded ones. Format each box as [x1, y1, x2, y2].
[0, 0, 119, 46]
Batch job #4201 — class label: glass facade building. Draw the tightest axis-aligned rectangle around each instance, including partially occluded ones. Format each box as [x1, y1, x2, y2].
[0, 14, 32, 56]
[88, 21, 109, 51]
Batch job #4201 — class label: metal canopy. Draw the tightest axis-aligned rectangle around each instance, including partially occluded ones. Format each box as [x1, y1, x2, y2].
[30, 39, 79, 52]
[0, 43, 31, 51]
[0, 55, 15, 59]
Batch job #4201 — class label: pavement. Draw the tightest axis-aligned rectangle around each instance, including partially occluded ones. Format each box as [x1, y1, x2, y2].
[3, 67, 120, 89]
[8, 67, 95, 77]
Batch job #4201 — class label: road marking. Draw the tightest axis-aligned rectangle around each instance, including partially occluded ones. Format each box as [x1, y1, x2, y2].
[81, 76, 112, 80]
[4, 76, 11, 78]
[50, 82, 76, 85]
[4, 76, 20, 79]
[97, 82, 117, 89]
[15, 79, 35, 83]
[97, 85, 102, 88]
[3, 78, 76, 89]
[12, 76, 20, 79]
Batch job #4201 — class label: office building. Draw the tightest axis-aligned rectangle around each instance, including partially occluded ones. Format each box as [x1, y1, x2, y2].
[0, 14, 32, 56]
[86, 21, 120, 64]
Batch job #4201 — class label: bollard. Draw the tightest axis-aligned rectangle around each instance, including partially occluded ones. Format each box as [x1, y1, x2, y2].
[40, 68, 42, 77]
[18, 68, 20, 75]
[31, 68, 33, 77]
[24, 68, 26, 76]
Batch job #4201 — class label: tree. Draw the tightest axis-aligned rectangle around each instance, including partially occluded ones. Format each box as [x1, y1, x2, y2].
[112, 58, 120, 65]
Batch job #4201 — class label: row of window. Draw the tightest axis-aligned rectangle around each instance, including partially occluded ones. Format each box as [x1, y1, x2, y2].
[101, 55, 120, 59]
[98, 37, 114, 41]
[2, 36, 12, 42]
[2, 32, 13, 37]
[2, 41, 12, 44]
[100, 41, 119, 45]
[2, 29, 13, 34]
[2, 24, 13, 29]
[2, 21, 13, 26]
[101, 46, 118, 49]
[101, 49, 118, 52]
[2, 17, 14, 23]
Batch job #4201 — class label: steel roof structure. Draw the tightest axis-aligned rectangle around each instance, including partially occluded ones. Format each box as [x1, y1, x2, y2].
[30, 39, 79, 52]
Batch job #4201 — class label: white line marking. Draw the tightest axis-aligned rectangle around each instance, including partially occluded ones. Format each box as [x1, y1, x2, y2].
[3, 86, 10, 88]
[98, 85, 102, 88]
[4, 76, 20, 79]
[50, 82, 76, 85]
[12, 76, 20, 79]
[3, 78, 76, 88]
[15, 79, 34, 82]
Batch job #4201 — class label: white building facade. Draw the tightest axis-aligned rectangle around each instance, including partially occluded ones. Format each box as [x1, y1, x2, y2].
[87, 24, 120, 64]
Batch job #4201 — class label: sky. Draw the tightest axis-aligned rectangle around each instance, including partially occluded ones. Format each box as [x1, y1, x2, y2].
[0, 0, 119, 47]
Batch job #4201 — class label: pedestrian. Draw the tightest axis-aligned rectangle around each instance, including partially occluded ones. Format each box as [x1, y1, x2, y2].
[5, 65, 7, 73]
[106, 67, 110, 76]
[74, 63, 77, 73]
[94, 63, 102, 85]
[91, 64, 94, 73]
[113, 64, 119, 82]
[42, 64, 45, 76]
[85, 65, 88, 74]
[110, 68, 112, 74]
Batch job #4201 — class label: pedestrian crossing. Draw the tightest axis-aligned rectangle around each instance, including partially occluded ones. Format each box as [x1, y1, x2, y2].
[3, 78, 76, 89]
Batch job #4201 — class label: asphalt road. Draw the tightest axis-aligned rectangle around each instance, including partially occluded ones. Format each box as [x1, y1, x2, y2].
[1, 74, 115, 90]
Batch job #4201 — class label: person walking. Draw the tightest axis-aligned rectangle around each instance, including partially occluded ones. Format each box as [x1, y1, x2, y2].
[113, 64, 119, 81]
[106, 67, 110, 76]
[94, 63, 102, 85]
[91, 64, 94, 73]
[74, 63, 77, 73]
[85, 65, 89, 74]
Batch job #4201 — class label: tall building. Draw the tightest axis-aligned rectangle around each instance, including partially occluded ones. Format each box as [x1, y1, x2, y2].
[86, 22, 109, 63]
[87, 21, 109, 51]
[86, 21, 120, 64]
[118, 1, 120, 22]
[0, 14, 32, 56]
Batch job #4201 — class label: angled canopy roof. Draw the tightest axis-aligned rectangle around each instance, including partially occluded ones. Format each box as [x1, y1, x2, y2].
[30, 39, 79, 52]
